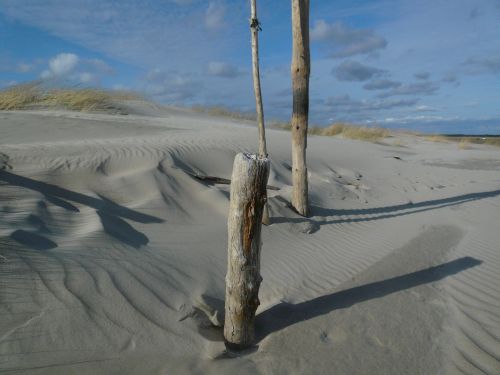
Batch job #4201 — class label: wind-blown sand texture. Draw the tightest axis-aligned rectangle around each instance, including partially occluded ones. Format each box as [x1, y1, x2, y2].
[1, 102, 499, 374]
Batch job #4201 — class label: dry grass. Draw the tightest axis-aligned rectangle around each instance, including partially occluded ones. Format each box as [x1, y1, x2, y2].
[269, 120, 291, 131]
[41, 89, 116, 111]
[460, 136, 500, 148]
[339, 125, 390, 141]
[192, 105, 256, 121]
[311, 123, 390, 141]
[0, 83, 140, 112]
[0, 83, 42, 110]
[272, 121, 390, 142]
[424, 134, 450, 143]
[421, 134, 500, 148]
[484, 138, 500, 147]
[458, 138, 472, 150]
[392, 138, 405, 147]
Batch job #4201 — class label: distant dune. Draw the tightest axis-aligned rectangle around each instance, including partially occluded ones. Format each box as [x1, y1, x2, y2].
[1, 102, 499, 374]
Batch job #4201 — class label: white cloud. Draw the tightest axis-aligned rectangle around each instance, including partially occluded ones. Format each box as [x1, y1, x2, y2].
[143, 68, 202, 102]
[413, 105, 436, 112]
[0, 0, 241, 76]
[205, 2, 225, 30]
[78, 72, 95, 83]
[48, 53, 79, 76]
[39, 52, 111, 84]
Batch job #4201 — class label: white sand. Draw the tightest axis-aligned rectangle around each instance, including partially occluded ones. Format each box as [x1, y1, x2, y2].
[1, 103, 499, 374]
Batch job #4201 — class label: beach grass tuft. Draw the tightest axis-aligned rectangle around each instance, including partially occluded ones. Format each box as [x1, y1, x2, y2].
[0, 83, 140, 112]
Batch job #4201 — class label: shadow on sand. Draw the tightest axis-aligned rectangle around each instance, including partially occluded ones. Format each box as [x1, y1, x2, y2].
[97, 210, 149, 248]
[9, 229, 58, 251]
[255, 256, 481, 341]
[0, 170, 164, 249]
[271, 189, 500, 229]
[196, 256, 481, 352]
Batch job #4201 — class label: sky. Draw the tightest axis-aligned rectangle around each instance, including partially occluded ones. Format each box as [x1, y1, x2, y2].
[1, 0, 499, 134]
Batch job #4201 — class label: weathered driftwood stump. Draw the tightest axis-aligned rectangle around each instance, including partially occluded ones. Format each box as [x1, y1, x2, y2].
[224, 153, 270, 349]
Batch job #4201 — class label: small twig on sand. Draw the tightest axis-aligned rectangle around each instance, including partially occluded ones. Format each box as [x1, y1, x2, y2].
[189, 172, 280, 190]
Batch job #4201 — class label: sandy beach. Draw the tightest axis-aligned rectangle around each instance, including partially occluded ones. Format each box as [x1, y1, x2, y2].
[1, 103, 499, 374]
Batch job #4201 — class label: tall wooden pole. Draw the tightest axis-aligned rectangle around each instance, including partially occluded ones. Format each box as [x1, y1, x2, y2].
[250, 0, 267, 158]
[250, 0, 270, 225]
[224, 153, 270, 349]
[291, 0, 310, 217]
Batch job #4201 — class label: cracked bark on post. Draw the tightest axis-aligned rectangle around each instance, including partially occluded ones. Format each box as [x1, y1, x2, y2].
[291, 0, 310, 217]
[224, 153, 269, 349]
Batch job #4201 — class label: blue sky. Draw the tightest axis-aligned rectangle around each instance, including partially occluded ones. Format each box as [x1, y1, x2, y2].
[1, 0, 499, 134]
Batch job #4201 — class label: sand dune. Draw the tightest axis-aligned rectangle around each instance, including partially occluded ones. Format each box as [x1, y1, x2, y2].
[1, 104, 499, 374]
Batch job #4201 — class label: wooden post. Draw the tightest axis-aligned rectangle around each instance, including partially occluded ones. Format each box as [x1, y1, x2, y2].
[250, 0, 267, 159]
[291, 0, 310, 217]
[250, 0, 270, 225]
[224, 153, 270, 349]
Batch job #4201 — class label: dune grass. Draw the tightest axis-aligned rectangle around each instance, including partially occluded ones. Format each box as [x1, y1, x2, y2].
[391, 138, 405, 147]
[424, 134, 450, 143]
[423, 134, 500, 148]
[0, 83, 140, 112]
[459, 137, 500, 148]
[192, 105, 257, 121]
[458, 138, 471, 149]
[269, 120, 292, 131]
[0, 83, 41, 110]
[271, 121, 390, 142]
[307, 123, 389, 141]
[325, 123, 389, 141]
[484, 138, 500, 147]
[42, 88, 139, 111]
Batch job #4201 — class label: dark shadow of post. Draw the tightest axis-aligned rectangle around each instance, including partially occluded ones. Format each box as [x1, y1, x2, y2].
[311, 189, 500, 217]
[256, 256, 482, 341]
[271, 189, 500, 229]
[191, 257, 482, 349]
